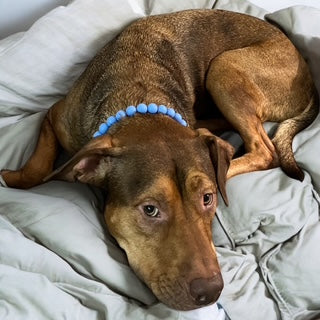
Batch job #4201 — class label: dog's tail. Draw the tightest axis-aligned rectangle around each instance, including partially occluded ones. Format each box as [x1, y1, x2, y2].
[272, 92, 319, 181]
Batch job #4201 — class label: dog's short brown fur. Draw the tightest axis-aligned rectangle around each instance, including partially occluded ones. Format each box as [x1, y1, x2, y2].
[1, 9, 318, 310]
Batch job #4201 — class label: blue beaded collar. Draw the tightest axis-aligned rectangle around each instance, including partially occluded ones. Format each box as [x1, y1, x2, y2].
[93, 103, 188, 138]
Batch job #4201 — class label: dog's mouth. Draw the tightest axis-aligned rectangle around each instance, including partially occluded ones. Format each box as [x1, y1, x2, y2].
[147, 272, 224, 311]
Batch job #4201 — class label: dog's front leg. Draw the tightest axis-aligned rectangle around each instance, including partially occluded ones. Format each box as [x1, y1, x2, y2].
[1, 108, 60, 189]
[205, 50, 279, 179]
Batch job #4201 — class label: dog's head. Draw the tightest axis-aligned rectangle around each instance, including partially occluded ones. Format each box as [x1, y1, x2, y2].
[48, 116, 234, 310]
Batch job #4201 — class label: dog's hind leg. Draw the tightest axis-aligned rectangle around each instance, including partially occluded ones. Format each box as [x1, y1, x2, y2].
[206, 37, 317, 180]
[1, 102, 62, 189]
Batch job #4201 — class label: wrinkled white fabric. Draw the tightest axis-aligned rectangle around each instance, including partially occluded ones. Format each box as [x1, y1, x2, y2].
[1, 0, 320, 319]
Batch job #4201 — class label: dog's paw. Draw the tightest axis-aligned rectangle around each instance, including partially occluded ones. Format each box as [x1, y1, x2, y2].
[0, 170, 9, 187]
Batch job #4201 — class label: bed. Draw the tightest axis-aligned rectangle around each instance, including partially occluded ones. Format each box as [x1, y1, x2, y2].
[0, 0, 319, 319]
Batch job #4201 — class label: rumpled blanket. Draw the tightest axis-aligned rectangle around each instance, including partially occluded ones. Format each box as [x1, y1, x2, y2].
[0, 0, 319, 319]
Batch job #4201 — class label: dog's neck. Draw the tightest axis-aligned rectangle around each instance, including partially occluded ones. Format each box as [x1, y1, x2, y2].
[93, 103, 188, 138]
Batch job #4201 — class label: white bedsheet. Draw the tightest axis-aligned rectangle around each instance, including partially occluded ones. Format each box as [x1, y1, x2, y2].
[0, 0, 319, 319]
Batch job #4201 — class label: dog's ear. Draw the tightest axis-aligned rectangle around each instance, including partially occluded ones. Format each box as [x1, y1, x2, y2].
[197, 128, 234, 206]
[44, 135, 123, 186]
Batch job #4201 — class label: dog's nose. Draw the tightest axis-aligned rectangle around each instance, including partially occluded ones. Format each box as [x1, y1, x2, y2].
[189, 274, 223, 306]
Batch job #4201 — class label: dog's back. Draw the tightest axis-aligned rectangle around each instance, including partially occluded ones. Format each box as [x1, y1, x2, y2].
[64, 10, 292, 149]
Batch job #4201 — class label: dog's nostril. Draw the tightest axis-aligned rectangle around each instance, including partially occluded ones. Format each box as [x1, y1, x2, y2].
[189, 274, 223, 306]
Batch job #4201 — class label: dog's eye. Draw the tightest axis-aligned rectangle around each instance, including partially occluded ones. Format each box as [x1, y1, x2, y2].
[203, 193, 213, 206]
[143, 205, 160, 217]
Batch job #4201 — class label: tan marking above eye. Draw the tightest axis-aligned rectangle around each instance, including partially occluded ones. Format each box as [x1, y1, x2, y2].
[185, 171, 216, 196]
[134, 175, 179, 207]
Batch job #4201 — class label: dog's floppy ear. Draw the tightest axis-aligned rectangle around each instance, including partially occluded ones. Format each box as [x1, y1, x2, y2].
[197, 128, 234, 206]
[44, 135, 123, 186]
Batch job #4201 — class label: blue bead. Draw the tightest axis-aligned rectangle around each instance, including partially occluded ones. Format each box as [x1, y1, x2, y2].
[147, 103, 158, 114]
[137, 103, 148, 113]
[99, 123, 108, 134]
[158, 105, 167, 114]
[116, 110, 126, 121]
[167, 108, 176, 118]
[126, 105, 136, 117]
[107, 115, 117, 126]
[174, 113, 182, 122]
[93, 131, 102, 138]
[93, 104, 188, 138]
[180, 119, 187, 127]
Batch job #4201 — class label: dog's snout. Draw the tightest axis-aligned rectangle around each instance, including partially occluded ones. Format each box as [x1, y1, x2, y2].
[189, 274, 223, 306]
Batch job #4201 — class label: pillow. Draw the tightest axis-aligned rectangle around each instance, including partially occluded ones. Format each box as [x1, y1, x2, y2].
[213, 0, 267, 18]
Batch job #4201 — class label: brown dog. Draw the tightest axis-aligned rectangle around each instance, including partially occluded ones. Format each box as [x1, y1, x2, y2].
[1, 9, 318, 310]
